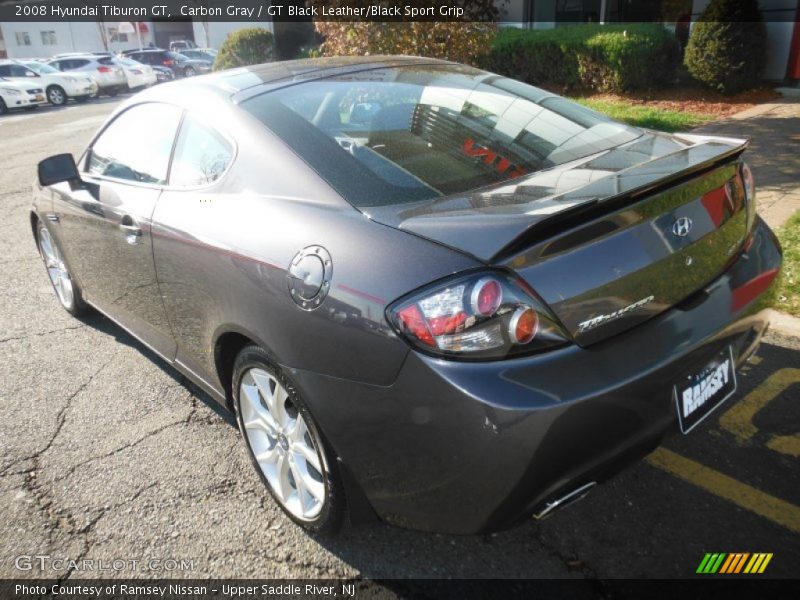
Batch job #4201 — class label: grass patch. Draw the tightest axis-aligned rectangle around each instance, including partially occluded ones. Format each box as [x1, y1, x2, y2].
[775, 212, 800, 317]
[575, 98, 715, 132]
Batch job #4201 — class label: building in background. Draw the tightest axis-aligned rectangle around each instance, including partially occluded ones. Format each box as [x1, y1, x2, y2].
[501, 0, 800, 82]
[0, 19, 273, 59]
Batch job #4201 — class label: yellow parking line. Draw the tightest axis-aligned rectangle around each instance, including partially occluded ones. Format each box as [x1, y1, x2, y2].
[719, 368, 800, 443]
[766, 435, 800, 458]
[646, 448, 800, 534]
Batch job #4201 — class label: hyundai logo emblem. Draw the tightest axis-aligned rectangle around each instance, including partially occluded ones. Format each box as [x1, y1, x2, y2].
[672, 217, 693, 237]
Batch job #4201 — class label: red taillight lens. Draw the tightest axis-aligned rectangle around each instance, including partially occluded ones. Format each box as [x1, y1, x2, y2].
[163, 59, 174, 66]
[471, 277, 502, 316]
[388, 271, 568, 359]
[97, 66, 110, 73]
[511, 307, 538, 344]
[396, 305, 435, 347]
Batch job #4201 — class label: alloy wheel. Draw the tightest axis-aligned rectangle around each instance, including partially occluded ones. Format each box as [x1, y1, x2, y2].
[38, 226, 75, 310]
[239, 367, 327, 520]
[48, 86, 65, 106]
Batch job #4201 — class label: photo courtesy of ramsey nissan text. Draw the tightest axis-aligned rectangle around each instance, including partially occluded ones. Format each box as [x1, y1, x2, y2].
[0, 1, 798, 598]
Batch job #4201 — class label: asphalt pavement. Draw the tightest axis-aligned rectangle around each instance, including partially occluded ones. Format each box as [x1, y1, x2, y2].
[0, 99, 797, 581]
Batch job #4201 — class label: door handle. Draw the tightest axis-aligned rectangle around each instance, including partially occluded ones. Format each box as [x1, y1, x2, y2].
[119, 215, 142, 237]
[119, 215, 142, 244]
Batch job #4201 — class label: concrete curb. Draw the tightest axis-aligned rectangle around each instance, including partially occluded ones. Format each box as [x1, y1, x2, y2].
[770, 311, 800, 338]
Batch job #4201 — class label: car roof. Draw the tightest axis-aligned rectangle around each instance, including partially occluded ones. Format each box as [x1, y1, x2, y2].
[113, 55, 452, 121]
[147, 55, 449, 101]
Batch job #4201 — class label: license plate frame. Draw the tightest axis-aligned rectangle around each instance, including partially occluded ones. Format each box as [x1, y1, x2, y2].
[673, 346, 737, 434]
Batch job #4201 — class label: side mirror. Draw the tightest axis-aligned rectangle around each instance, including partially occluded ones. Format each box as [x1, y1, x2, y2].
[38, 154, 80, 187]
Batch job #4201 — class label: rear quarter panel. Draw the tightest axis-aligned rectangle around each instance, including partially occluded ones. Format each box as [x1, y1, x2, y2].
[152, 106, 479, 395]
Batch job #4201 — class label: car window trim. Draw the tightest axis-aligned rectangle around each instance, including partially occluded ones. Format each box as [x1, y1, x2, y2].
[165, 112, 238, 190]
[82, 101, 184, 190]
[80, 101, 237, 192]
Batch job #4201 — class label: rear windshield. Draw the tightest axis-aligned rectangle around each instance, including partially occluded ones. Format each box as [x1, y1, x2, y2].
[242, 64, 641, 207]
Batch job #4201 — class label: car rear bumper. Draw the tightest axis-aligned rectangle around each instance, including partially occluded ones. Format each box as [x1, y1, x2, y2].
[63, 80, 98, 97]
[290, 216, 783, 534]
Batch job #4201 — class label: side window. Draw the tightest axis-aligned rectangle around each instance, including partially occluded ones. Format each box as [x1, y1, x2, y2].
[72, 59, 89, 69]
[87, 103, 182, 185]
[169, 115, 234, 187]
[0, 65, 10, 77]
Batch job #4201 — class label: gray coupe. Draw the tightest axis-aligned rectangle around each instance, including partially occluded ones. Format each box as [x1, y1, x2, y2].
[32, 56, 782, 534]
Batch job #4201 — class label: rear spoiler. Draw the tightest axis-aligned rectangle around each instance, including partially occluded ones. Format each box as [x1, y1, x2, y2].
[491, 138, 748, 263]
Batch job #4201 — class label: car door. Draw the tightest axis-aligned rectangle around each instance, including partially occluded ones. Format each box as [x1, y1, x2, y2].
[52, 102, 183, 359]
[151, 113, 236, 387]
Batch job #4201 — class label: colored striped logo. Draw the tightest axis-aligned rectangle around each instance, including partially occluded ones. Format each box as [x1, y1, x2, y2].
[696, 553, 773, 574]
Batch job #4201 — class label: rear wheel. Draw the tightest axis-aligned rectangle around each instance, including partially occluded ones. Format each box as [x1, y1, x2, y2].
[37, 222, 89, 316]
[233, 345, 345, 534]
[0, 98, 6, 115]
[46, 85, 67, 106]
[105, 87, 119, 97]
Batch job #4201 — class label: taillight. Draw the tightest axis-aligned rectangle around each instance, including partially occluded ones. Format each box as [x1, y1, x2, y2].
[387, 271, 569, 359]
[163, 59, 174, 66]
[97, 66, 110, 73]
[740, 161, 756, 231]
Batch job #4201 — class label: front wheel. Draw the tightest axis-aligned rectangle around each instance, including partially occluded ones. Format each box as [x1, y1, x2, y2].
[0, 98, 7, 115]
[37, 221, 89, 316]
[233, 345, 345, 534]
[184, 66, 196, 77]
[46, 85, 67, 106]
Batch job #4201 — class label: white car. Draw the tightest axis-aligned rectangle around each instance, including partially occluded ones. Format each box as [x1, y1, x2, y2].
[0, 60, 97, 106]
[0, 77, 46, 114]
[46, 54, 126, 96]
[116, 56, 157, 90]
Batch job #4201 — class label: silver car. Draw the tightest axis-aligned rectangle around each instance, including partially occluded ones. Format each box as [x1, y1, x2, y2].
[46, 54, 126, 97]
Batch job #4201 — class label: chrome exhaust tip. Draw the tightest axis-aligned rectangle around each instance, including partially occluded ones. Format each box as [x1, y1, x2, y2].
[532, 481, 596, 521]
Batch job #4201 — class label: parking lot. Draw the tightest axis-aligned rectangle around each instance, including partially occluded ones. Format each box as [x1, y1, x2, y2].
[0, 99, 798, 580]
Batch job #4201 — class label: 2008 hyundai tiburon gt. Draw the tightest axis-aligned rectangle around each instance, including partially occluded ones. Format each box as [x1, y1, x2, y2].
[32, 57, 782, 534]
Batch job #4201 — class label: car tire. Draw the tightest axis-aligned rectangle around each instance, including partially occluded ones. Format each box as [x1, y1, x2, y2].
[0, 98, 6, 115]
[74, 96, 90, 103]
[233, 345, 345, 534]
[46, 85, 67, 106]
[106, 87, 119, 97]
[36, 221, 90, 317]
[184, 67, 196, 77]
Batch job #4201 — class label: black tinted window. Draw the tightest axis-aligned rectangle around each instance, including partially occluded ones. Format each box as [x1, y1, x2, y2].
[170, 115, 234, 187]
[2, 64, 32, 77]
[88, 103, 182, 185]
[243, 65, 640, 207]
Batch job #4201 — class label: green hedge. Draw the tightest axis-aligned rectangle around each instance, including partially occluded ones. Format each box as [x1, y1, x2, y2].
[684, 0, 766, 94]
[483, 24, 680, 93]
[213, 28, 275, 71]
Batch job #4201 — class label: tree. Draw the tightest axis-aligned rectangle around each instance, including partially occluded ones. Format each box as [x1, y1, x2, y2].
[684, 0, 766, 94]
[213, 28, 275, 71]
[311, 1, 503, 66]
